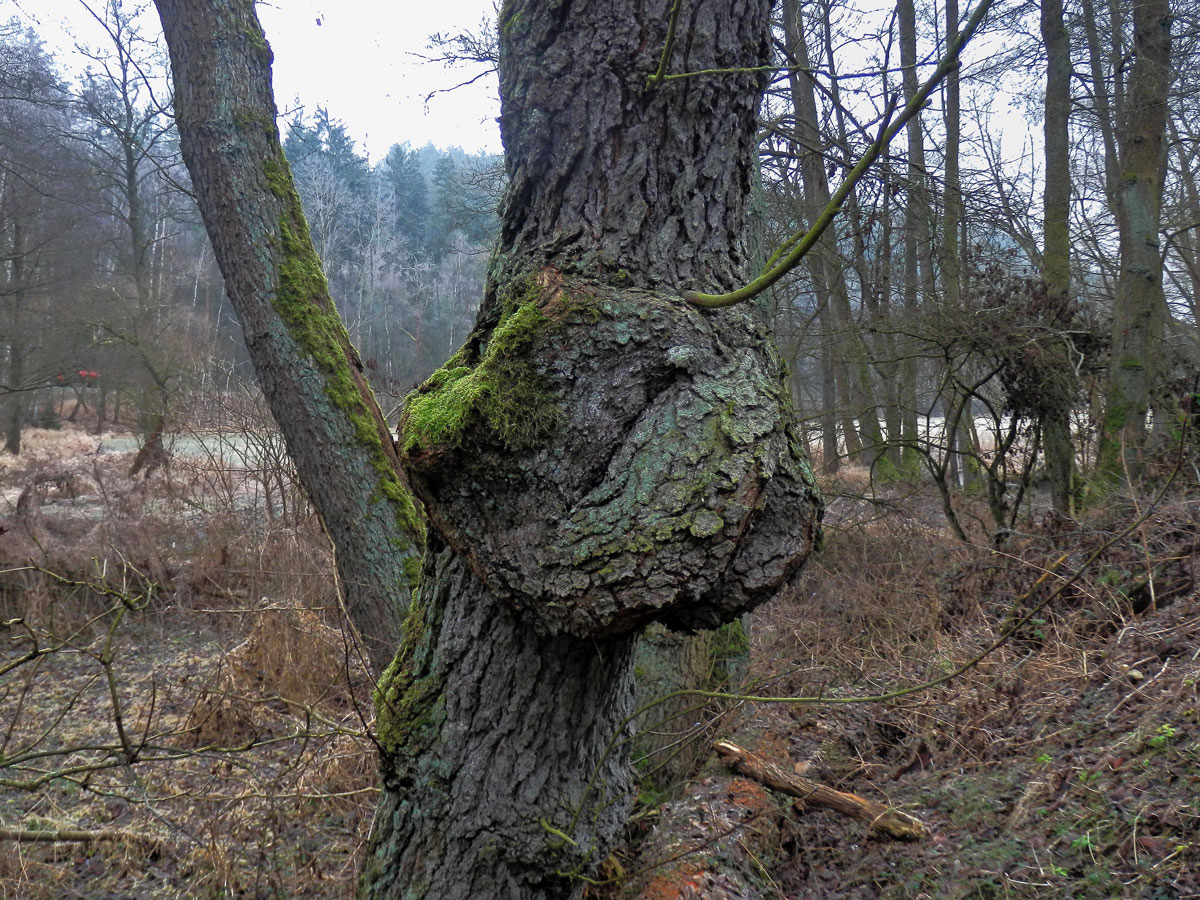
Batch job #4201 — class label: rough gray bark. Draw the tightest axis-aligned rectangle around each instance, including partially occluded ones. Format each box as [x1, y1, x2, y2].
[402, 274, 820, 637]
[492, 0, 768, 298]
[361, 540, 639, 899]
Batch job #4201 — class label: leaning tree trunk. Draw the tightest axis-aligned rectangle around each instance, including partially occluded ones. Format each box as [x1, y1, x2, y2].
[1098, 0, 1170, 481]
[157, 1, 822, 898]
[154, 0, 423, 676]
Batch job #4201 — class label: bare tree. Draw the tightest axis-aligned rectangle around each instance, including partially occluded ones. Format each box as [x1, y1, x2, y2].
[70, 0, 182, 473]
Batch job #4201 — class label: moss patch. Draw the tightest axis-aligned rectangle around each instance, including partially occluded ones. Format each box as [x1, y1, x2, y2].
[263, 155, 423, 546]
[400, 284, 564, 456]
[373, 598, 443, 758]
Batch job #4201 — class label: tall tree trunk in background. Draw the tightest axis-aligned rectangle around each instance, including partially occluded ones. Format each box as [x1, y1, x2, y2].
[877, 161, 903, 469]
[156, 2, 822, 899]
[790, 0, 887, 474]
[1168, 117, 1200, 327]
[898, 0, 932, 479]
[154, 0, 423, 676]
[4, 221, 26, 455]
[1081, 0, 1120, 209]
[819, 329, 840, 471]
[1040, 0, 1078, 514]
[816, 0, 867, 466]
[941, 0, 961, 322]
[1098, 0, 1171, 480]
[79, 5, 175, 477]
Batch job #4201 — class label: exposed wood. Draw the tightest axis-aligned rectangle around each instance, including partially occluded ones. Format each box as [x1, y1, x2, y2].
[713, 740, 926, 840]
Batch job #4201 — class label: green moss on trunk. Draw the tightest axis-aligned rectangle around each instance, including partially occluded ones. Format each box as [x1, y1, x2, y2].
[262, 155, 423, 547]
[400, 283, 565, 456]
[374, 598, 444, 758]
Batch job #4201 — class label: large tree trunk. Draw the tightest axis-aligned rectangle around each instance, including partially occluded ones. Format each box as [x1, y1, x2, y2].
[1098, 0, 1171, 480]
[360, 540, 639, 899]
[157, 1, 822, 898]
[377, 3, 821, 893]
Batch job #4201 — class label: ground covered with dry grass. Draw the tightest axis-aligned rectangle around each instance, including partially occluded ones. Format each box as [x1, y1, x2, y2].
[2, 427, 1198, 899]
[622, 467, 1199, 899]
[1, 426, 378, 899]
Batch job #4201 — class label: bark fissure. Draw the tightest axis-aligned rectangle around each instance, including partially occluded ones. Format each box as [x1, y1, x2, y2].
[494, 0, 769, 298]
[365, 541, 640, 900]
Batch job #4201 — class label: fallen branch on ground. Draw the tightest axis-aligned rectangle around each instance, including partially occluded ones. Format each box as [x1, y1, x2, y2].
[0, 826, 163, 850]
[713, 740, 926, 840]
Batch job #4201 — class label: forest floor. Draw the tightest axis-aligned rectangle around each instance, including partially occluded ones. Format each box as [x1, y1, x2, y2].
[1, 425, 1197, 899]
[623, 465, 1200, 900]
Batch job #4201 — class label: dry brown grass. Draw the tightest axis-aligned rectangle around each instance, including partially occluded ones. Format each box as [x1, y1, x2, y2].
[185, 600, 373, 748]
[736, 466, 1200, 899]
[1, 425, 377, 899]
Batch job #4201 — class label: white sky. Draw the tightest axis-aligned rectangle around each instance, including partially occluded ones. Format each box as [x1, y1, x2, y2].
[7, 1, 1034, 177]
[5, 0, 503, 158]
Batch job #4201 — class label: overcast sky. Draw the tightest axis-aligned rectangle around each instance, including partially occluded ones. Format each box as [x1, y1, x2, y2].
[6, 0, 503, 158]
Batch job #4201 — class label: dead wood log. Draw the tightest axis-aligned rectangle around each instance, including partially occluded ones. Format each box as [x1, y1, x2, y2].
[713, 740, 926, 840]
[0, 826, 162, 850]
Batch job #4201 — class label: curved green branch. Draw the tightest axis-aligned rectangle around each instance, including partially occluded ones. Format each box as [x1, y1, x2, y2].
[683, 0, 996, 309]
[646, 0, 685, 89]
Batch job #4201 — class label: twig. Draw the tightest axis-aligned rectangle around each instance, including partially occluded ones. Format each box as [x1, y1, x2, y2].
[0, 825, 162, 850]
